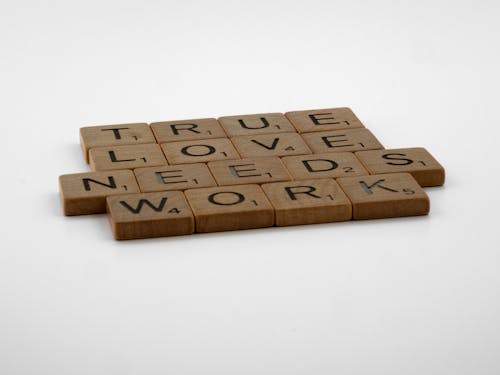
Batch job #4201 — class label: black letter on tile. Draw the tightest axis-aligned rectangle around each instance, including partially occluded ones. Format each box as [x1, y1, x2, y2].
[119, 197, 168, 214]
[109, 151, 136, 163]
[82, 176, 116, 191]
[359, 179, 398, 194]
[302, 159, 338, 172]
[170, 123, 200, 135]
[101, 127, 129, 139]
[238, 117, 270, 129]
[181, 144, 216, 156]
[285, 185, 321, 200]
[382, 153, 414, 166]
[208, 191, 245, 205]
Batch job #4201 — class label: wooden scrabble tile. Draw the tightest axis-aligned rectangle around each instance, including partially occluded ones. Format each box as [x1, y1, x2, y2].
[184, 184, 274, 233]
[106, 191, 194, 240]
[301, 128, 384, 153]
[89, 144, 167, 171]
[134, 163, 216, 192]
[281, 152, 369, 180]
[150, 118, 227, 143]
[59, 170, 140, 216]
[218, 113, 296, 136]
[231, 133, 312, 158]
[161, 138, 240, 165]
[80, 123, 155, 163]
[337, 173, 430, 220]
[261, 179, 352, 226]
[355, 147, 445, 187]
[285, 107, 364, 133]
[208, 157, 291, 186]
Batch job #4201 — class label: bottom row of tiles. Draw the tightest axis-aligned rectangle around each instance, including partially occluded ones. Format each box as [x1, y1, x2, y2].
[104, 172, 429, 240]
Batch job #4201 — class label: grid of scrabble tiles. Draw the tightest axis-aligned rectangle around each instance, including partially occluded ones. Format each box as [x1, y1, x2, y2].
[59, 108, 445, 240]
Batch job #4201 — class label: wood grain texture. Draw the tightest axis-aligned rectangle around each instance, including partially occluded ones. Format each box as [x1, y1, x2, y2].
[281, 152, 368, 180]
[231, 132, 312, 158]
[59, 170, 140, 216]
[89, 143, 167, 171]
[207, 157, 291, 186]
[184, 184, 274, 233]
[106, 191, 194, 240]
[301, 128, 384, 154]
[218, 113, 296, 136]
[150, 118, 227, 143]
[337, 173, 430, 220]
[160, 138, 240, 165]
[261, 179, 352, 226]
[80, 123, 155, 163]
[285, 107, 364, 133]
[355, 147, 445, 187]
[134, 163, 216, 192]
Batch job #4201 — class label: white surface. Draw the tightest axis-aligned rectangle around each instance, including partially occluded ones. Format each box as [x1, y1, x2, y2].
[1, 1, 499, 374]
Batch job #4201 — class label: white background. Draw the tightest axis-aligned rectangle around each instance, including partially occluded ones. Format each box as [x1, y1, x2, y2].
[1, 1, 499, 374]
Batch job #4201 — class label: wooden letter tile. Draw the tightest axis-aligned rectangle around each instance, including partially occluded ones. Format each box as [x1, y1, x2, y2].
[184, 184, 274, 233]
[355, 147, 445, 187]
[218, 113, 296, 136]
[231, 133, 311, 158]
[89, 144, 167, 171]
[261, 179, 352, 226]
[301, 128, 384, 154]
[80, 123, 155, 163]
[59, 170, 140, 216]
[337, 173, 430, 220]
[208, 157, 291, 186]
[106, 191, 194, 240]
[285, 107, 364, 133]
[161, 138, 240, 165]
[134, 163, 216, 192]
[281, 152, 368, 180]
[150, 118, 227, 143]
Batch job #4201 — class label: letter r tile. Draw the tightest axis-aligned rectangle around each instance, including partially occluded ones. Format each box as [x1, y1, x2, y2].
[150, 118, 227, 143]
[261, 179, 352, 226]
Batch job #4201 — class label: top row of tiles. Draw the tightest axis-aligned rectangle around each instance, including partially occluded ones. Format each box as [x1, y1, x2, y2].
[80, 108, 363, 162]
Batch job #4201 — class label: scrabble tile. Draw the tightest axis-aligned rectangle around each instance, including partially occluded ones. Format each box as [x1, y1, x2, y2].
[89, 144, 167, 171]
[285, 107, 364, 133]
[134, 163, 216, 192]
[150, 118, 227, 143]
[106, 191, 194, 240]
[261, 179, 352, 226]
[184, 184, 274, 233]
[161, 138, 240, 165]
[302, 128, 383, 153]
[218, 113, 296, 136]
[80, 123, 155, 163]
[337, 173, 430, 220]
[59, 170, 140, 216]
[231, 133, 312, 158]
[208, 157, 291, 186]
[355, 147, 445, 187]
[281, 152, 369, 180]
